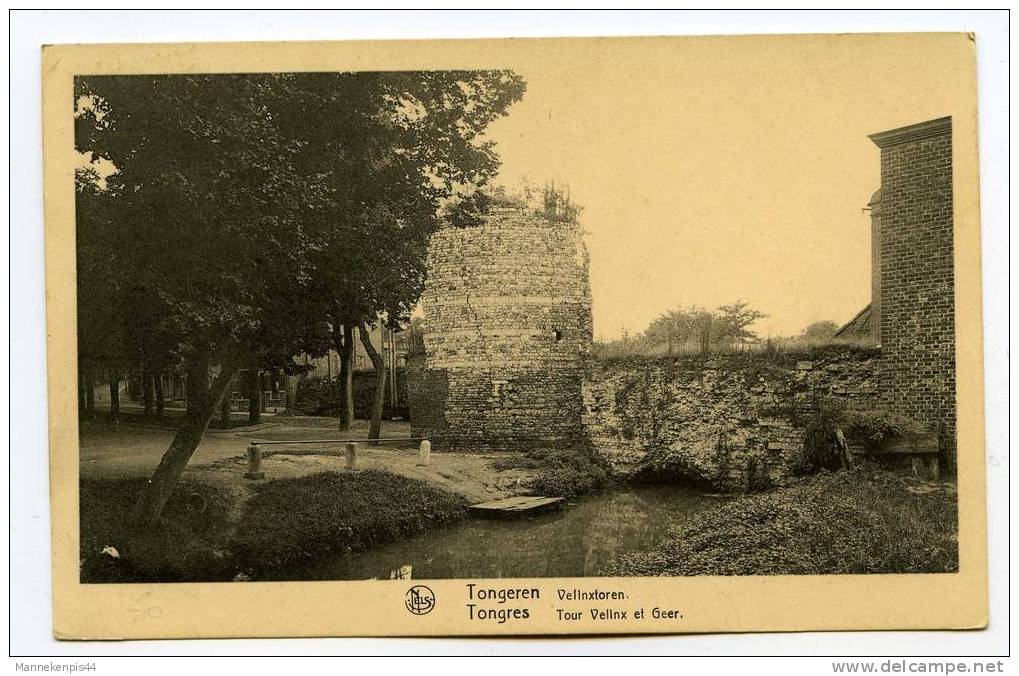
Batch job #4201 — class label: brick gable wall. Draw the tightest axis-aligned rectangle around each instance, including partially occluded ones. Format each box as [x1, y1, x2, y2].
[872, 119, 956, 455]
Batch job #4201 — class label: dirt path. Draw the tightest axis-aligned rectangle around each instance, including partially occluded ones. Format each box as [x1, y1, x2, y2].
[193, 447, 535, 506]
[80, 418, 535, 506]
[79, 417, 412, 479]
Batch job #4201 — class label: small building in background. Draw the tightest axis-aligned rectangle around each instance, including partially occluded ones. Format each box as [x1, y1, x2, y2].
[292, 323, 411, 417]
[300, 324, 410, 378]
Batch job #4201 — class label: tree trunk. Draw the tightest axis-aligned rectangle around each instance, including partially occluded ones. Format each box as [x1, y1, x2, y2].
[835, 428, 854, 470]
[129, 359, 238, 528]
[248, 369, 262, 424]
[154, 372, 165, 418]
[84, 368, 95, 418]
[337, 324, 355, 431]
[219, 373, 234, 427]
[699, 316, 712, 354]
[359, 323, 387, 444]
[78, 371, 86, 418]
[333, 328, 348, 428]
[183, 376, 191, 416]
[283, 374, 298, 414]
[142, 369, 155, 416]
[108, 370, 120, 421]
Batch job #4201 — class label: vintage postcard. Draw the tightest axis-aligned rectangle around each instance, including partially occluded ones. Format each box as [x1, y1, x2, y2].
[43, 33, 986, 639]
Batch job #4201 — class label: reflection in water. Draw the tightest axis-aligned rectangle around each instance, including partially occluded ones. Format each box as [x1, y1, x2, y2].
[388, 564, 413, 580]
[272, 485, 723, 581]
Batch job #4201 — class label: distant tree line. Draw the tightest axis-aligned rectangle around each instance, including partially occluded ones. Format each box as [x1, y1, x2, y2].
[619, 301, 768, 354]
[800, 320, 840, 339]
[597, 304, 852, 359]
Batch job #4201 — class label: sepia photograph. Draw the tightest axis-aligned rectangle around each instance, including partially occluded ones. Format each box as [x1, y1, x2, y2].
[39, 29, 989, 639]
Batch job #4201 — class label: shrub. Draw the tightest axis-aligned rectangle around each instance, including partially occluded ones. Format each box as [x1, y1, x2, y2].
[799, 400, 847, 474]
[532, 463, 607, 498]
[492, 447, 609, 498]
[231, 470, 468, 575]
[292, 373, 409, 418]
[529, 449, 609, 498]
[481, 182, 581, 223]
[799, 401, 930, 475]
[840, 409, 930, 450]
[291, 376, 342, 416]
[80, 478, 237, 583]
[405, 319, 426, 359]
[745, 458, 776, 492]
[603, 467, 958, 576]
[593, 336, 878, 364]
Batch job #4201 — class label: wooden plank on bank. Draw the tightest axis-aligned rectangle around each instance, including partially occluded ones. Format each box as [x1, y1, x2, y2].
[469, 495, 565, 517]
[851, 434, 940, 456]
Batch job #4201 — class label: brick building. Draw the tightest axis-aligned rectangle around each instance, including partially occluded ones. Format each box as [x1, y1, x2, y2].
[300, 324, 411, 377]
[868, 116, 956, 453]
[295, 324, 409, 413]
[407, 205, 593, 449]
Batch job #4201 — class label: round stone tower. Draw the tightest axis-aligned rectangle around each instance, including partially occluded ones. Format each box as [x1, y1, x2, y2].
[407, 205, 593, 450]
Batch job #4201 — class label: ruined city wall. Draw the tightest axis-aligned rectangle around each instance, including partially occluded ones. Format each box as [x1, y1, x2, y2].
[583, 350, 880, 490]
[871, 118, 956, 453]
[408, 206, 593, 449]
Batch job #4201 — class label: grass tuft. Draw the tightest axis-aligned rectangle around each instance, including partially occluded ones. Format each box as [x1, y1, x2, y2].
[80, 478, 237, 583]
[230, 470, 469, 575]
[492, 447, 609, 498]
[594, 337, 879, 365]
[603, 467, 957, 576]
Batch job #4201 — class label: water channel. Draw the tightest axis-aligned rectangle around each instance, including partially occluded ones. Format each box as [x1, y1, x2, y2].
[273, 484, 725, 580]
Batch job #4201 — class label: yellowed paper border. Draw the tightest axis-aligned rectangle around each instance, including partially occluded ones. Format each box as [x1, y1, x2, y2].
[44, 33, 986, 639]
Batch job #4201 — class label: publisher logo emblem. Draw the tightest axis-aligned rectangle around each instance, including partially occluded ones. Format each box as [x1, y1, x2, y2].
[405, 585, 435, 616]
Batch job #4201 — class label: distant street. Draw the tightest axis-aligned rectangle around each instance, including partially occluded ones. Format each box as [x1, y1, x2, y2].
[79, 417, 412, 479]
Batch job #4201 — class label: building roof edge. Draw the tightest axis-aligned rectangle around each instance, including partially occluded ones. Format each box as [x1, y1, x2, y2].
[869, 116, 952, 148]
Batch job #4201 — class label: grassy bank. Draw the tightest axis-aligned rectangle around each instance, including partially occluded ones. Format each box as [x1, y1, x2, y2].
[492, 447, 609, 498]
[603, 468, 958, 576]
[594, 336, 879, 363]
[80, 478, 238, 583]
[232, 470, 468, 576]
[81, 470, 469, 582]
[81, 411, 261, 430]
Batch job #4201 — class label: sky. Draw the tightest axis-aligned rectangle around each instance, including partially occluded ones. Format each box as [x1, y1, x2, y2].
[480, 34, 974, 340]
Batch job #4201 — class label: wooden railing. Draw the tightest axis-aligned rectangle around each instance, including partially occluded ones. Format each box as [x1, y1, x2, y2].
[243, 438, 431, 480]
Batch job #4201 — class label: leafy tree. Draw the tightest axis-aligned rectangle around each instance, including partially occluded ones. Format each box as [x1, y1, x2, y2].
[715, 301, 767, 348]
[631, 301, 766, 354]
[76, 74, 329, 526]
[405, 316, 426, 359]
[801, 320, 839, 340]
[75, 71, 525, 525]
[643, 306, 716, 353]
[75, 178, 117, 419]
[278, 71, 526, 438]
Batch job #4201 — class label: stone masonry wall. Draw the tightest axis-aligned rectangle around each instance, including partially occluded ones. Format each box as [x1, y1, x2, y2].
[871, 117, 956, 453]
[406, 355, 449, 438]
[582, 350, 879, 490]
[408, 206, 593, 450]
